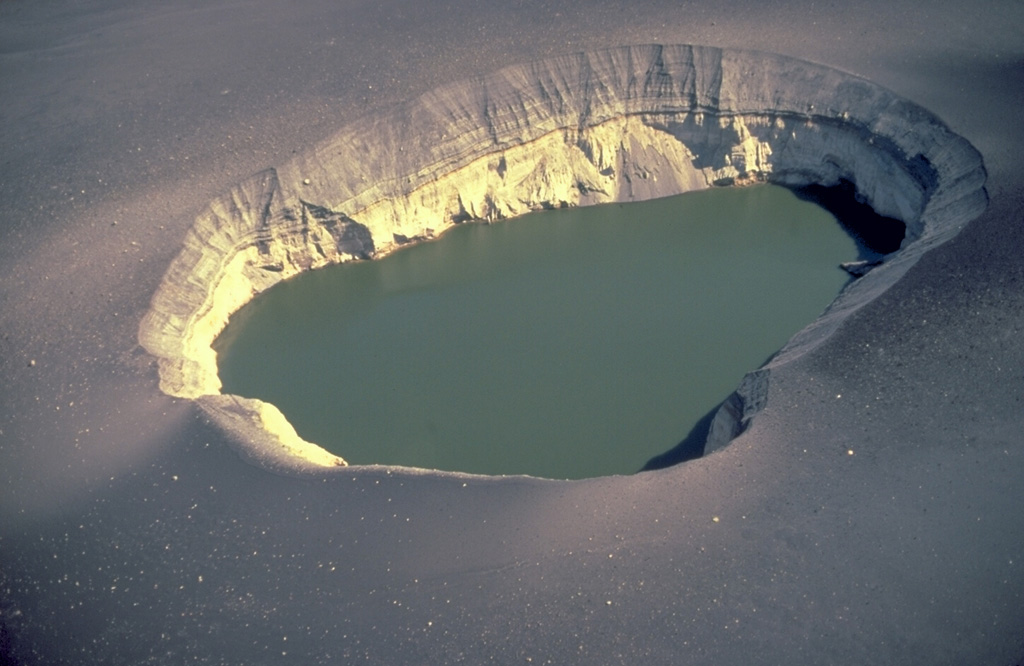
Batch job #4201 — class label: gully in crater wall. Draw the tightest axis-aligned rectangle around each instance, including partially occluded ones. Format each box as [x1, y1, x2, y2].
[138, 44, 987, 472]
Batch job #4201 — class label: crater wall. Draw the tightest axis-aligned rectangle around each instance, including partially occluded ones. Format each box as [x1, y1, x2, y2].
[138, 44, 986, 468]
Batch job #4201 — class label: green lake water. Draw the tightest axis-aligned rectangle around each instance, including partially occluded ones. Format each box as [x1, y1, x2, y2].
[214, 185, 857, 479]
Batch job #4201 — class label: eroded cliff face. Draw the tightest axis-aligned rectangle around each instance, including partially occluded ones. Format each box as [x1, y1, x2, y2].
[138, 44, 986, 469]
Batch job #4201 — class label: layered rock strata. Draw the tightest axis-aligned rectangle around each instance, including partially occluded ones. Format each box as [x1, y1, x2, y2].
[138, 44, 986, 469]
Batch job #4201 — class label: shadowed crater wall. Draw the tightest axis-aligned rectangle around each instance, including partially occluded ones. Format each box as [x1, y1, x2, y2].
[138, 44, 986, 472]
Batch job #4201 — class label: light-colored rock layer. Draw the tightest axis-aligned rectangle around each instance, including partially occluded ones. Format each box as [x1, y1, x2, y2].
[138, 44, 986, 468]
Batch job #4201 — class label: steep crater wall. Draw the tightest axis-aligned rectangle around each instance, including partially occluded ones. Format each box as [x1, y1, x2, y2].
[138, 44, 986, 471]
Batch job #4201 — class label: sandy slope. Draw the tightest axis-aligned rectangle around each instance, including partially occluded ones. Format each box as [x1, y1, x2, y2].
[1, 1, 1022, 664]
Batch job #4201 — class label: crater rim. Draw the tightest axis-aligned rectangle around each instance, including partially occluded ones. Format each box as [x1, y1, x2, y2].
[137, 43, 988, 477]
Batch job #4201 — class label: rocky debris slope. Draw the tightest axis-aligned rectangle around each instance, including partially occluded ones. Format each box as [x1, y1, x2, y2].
[138, 44, 986, 468]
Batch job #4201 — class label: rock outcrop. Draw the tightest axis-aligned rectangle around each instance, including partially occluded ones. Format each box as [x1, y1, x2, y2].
[138, 44, 986, 469]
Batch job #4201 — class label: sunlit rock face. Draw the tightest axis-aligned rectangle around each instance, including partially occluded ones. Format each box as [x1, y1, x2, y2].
[138, 44, 985, 470]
